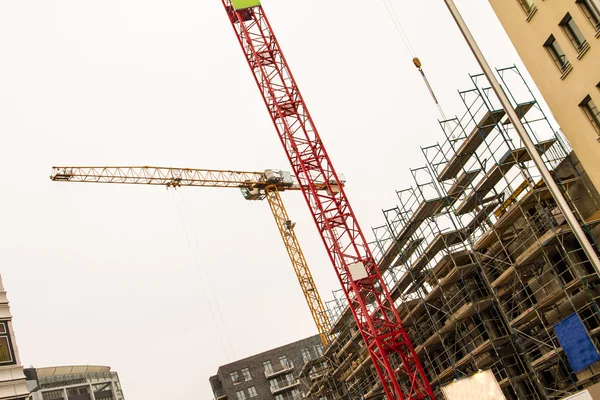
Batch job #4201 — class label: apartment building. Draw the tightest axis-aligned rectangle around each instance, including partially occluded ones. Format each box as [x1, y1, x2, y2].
[24, 365, 125, 400]
[209, 335, 327, 400]
[0, 275, 29, 400]
[488, 0, 600, 193]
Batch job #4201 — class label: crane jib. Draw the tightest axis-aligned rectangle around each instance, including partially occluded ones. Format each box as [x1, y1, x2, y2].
[222, 2, 435, 399]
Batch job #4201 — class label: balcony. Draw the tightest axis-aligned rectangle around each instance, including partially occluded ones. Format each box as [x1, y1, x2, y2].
[270, 379, 300, 395]
[215, 389, 227, 400]
[264, 363, 294, 378]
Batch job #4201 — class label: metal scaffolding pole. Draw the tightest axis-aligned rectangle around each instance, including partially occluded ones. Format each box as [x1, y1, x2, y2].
[442, 0, 600, 274]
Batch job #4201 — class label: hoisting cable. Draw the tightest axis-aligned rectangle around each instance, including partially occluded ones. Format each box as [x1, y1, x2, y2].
[380, 0, 448, 121]
[413, 57, 448, 121]
[170, 190, 235, 361]
[177, 190, 237, 359]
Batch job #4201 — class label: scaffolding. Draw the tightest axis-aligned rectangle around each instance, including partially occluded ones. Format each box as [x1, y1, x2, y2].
[320, 66, 600, 400]
[296, 313, 346, 400]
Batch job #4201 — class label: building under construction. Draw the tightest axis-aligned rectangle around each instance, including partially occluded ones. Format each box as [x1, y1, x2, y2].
[299, 65, 600, 400]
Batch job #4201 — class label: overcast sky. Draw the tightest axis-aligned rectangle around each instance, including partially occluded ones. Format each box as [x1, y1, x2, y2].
[0, 1, 553, 399]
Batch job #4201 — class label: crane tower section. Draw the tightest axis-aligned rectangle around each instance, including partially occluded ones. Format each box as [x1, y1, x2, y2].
[222, 1, 434, 399]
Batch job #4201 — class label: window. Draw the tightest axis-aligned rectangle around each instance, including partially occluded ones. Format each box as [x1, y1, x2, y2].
[230, 371, 241, 385]
[560, 13, 588, 53]
[236, 390, 246, 400]
[248, 386, 258, 398]
[0, 323, 14, 364]
[275, 390, 300, 400]
[263, 360, 273, 375]
[577, 0, 600, 32]
[271, 380, 280, 391]
[291, 389, 302, 400]
[279, 355, 292, 369]
[301, 347, 311, 363]
[241, 368, 252, 381]
[42, 391, 64, 400]
[544, 35, 571, 73]
[314, 344, 324, 357]
[517, 0, 535, 14]
[67, 387, 90, 396]
[580, 95, 600, 136]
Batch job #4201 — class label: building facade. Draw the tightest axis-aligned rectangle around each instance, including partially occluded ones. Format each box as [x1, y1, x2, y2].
[0, 275, 29, 400]
[322, 66, 600, 400]
[488, 0, 600, 193]
[209, 335, 327, 400]
[25, 366, 125, 400]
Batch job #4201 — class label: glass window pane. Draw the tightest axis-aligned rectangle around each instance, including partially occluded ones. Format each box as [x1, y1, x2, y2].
[544, 35, 570, 72]
[42, 390, 65, 400]
[580, 96, 600, 135]
[561, 14, 587, 50]
[248, 386, 257, 397]
[0, 337, 12, 363]
[518, 0, 534, 13]
[580, 0, 600, 27]
[241, 368, 252, 381]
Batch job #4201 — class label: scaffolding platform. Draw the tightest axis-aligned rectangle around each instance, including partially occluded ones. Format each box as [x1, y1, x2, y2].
[379, 197, 449, 272]
[455, 139, 557, 215]
[438, 109, 506, 181]
[324, 66, 600, 400]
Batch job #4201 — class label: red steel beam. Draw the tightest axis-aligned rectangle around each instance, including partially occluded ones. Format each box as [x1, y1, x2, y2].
[221, 2, 435, 399]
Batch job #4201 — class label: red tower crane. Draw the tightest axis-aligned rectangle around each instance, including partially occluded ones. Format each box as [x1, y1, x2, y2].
[221, 1, 435, 399]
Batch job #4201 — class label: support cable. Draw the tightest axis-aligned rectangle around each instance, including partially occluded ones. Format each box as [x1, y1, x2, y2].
[170, 190, 235, 361]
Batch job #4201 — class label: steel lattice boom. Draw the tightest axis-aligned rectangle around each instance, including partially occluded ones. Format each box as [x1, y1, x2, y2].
[222, 2, 434, 399]
[51, 166, 269, 189]
[50, 165, 331, 346]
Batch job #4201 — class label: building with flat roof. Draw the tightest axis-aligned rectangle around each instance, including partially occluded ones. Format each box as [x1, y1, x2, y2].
[0, 275, 29, 400]
[24, 365, 125, 400]
[209, 335, 329, 400]
[488, 0, 600, 193]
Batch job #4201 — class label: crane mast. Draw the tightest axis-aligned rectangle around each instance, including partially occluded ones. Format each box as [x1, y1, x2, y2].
[51, 166, 330, 346]
[222, 2, 434, 399]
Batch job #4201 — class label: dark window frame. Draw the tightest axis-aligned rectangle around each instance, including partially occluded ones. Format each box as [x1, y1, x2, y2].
[579, 95, 600, 137]
[560, 13, 589, 53]
[517, 0, 536, 16]
[576, 0, 600, 33]
[544, 35, 571, 74]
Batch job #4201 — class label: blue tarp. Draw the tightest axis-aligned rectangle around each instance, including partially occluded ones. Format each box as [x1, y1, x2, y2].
[554, 313, 600, 372]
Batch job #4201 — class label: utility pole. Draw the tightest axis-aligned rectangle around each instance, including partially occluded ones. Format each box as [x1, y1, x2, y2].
[442, 0, 600, 274]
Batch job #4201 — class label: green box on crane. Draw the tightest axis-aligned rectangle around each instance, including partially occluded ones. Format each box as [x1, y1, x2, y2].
[231, 0, 261, 10]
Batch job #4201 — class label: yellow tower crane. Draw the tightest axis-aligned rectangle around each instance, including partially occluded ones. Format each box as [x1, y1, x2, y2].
[50, 166, 332, 346]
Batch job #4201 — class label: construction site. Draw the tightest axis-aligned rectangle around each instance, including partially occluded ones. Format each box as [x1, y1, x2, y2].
[207, 0, 600, 398]
[294, 65, 600, 400]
